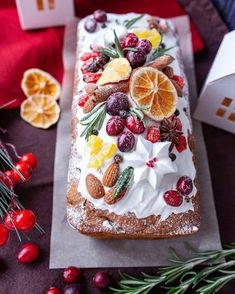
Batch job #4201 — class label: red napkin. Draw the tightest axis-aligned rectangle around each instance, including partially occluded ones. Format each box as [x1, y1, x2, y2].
[0, 1, 204, 109]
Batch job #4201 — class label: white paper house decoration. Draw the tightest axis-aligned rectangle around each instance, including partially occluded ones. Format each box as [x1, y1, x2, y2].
[16, 0, 74, 30]
[194, 30, 235, 134]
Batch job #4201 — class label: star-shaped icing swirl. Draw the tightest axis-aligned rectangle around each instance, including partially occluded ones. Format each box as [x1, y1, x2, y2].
[124, 136, 177, 190]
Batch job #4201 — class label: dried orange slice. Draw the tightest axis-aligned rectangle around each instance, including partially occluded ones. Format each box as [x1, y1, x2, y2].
[21, 68, 61, 100]
[20, 95, 60, 129]
[130, 67, 177, 121]
[97, 58, 131, 86]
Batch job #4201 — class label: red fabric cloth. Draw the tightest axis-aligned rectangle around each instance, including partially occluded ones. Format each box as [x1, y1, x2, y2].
[0, 1, 204, 109]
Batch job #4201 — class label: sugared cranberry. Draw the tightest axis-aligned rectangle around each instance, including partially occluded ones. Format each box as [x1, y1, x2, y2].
[126, 114, 145, 134]
[15, 161, 32, 182]
[20, 153, 38, 170]
[146, 126, 160, 143]
[106, 92, 130, 116]
[127, 49, 146, 68]
[17, 243, 39, 263]
[93, 9, 107, 23]
[63, 266, 82, 284]
[46, 287, 62, 294]
[137, 39, 152, 54]
[0, 224, 9, 247]
[106, 116, 125, 136]
[175, 135, 187, 153]
[14, 209, 36, 231]
[117, 131, 135, 152]
[176, 176, 193, 196]
[122, 33, 138, 48]
[83, 72, 102, 83]
[63, 284, 81, 294]
[93, 271, 110, 289]
[163, 190, 183, 207]
[84, 18, 97, 33]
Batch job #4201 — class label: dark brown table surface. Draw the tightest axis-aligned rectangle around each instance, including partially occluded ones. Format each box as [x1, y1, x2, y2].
[1, 0, 235, 293]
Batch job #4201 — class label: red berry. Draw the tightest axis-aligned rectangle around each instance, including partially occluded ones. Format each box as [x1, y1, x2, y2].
[93, 271, 110, 289]
[3, 211, 16, 230]
[63, 266, 82, 284]
[126, 115, 145, 134]
[117, 131, 135, 152]
[93, 9, 107, 23]
[64, 284, 81, 294]
[146, 126, 160, 143]
[14, 209, 36, 232]
[80, 52, 100, 61]
[83, 73, 102, 83]
[106, 116, 125, 136]
[78, 94, 89, 107]
[15, 162, 32, 182]
[0, 224, 10, 247]
[171, 75, 185, 89]
[0, 171, 14, 189]
[176, 176, 193, 196]
[137, 39, 152, 54]
[20, 153, 38, 170]
[175, 136, 187, 153]
[84, 18, 97, 33]
[122, 33, 138, 48]
[163, 190, 183, 207]
[17, 243, 39, 263]
[46, 287, 62, 294]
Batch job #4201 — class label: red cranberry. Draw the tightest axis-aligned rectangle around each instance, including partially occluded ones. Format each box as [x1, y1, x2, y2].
[122, 33, 138, 48]
[127, 49, 146, 68]
[0, 172, 14, 189]
[106, 92, 130, 116]
[4, 170, 20, 186]
[63, 284, 81, 294]
[14, 209, 36, 231]
[20, 153, 38, 170]
[106, 116, 125, 136]
[0, 224, 10, 247]
[17, 243, 39, 263]
[93, 271, 110, 289]
[117, 131, 135, 152]
[15, 161, 32, 182]
[176, 176, 193, 196]
[3, 211, 16, 230]
[63, 266, 82, 284]
[84, 18, 97, 33]
[126, 114, 145, 134]
[137, 39, 152, 54]
[146, 126, 160, 143]
[46, 287, 62, 294]
[78, 94, 89, 107]
[93, 9, 107, 23]
[163, 190, 183, 207]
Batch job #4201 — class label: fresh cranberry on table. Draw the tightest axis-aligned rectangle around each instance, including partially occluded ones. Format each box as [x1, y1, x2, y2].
[15, 161, 32, 182]
[126, 114, 145, 134]
[106, 116, 125, 136]
[0, 223, 9, 247]
[20, 153, 38, 170]
[93, 271, 110, 289]
[46, 287, 62, 294]
[4, 169, 19, 187]
[0, 171, 14, 189]
[106, 92, 130, 116]
[137, 39, 152, 54]
[163, 190, 183, 207]
[127, 49, 146, 68]
[3, 211, 16, 230]
[84, 18, 97, 33]
[63, 284, 81, 294]
[146, 126, 160, 143]
[14, 209, 36, 231]
[93, 9, 107, 23]
[117, 131, 135, 152]
[63, 266, 82, 284]
[122, 33, 139, 48]
[176, 176, 193, 196]
[17, 243, 39, 263]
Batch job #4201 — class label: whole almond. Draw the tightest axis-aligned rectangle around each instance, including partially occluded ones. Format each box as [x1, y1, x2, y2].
[102, 162, 119, 187]
[104, 187, 127, 205]
[162, 66, 174, 78]
[83, 98, 97, 113]
[86, 174, 105, 199]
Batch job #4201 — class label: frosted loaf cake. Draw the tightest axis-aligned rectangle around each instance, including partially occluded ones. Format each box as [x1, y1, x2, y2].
[67, 11, 200, 239]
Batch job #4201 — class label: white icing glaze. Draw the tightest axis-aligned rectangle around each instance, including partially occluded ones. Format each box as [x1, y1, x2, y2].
[74, 13, 197, 220]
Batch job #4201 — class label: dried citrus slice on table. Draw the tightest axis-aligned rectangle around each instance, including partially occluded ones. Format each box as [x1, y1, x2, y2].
[20, 95, 60, 129]
[21, 68, 61, 100]
[130, 67, 177, 121]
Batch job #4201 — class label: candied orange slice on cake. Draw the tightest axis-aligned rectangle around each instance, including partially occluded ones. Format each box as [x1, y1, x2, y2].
[130, 67, 177, 121]
[21, 68, 61, 100]
[20, 95, 60, 129]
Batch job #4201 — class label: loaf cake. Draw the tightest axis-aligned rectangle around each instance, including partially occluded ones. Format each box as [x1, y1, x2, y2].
[67, 11, 200, 239]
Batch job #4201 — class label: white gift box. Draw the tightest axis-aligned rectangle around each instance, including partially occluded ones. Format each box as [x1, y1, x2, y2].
[16, 0, 75, 30]
[194, 30, 235, 134]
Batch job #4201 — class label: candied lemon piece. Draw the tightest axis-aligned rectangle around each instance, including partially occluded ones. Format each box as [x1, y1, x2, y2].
[134, 28, 161, 49]
[100, 143, 117, 159]
[21, 68, 61, 100]
[97, 58, 131, 86]
[89, 154, 105, 169]
[86, 135, 103, 155]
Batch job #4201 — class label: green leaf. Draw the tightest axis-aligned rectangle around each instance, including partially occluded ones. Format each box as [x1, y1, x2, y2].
[113, 30, 124, 57]
[124, 14, 145, 29]
[100, 48, 119, 59]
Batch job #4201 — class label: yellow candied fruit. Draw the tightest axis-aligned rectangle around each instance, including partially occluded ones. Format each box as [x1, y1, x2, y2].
[89, 154, 105, 170]
[86, 135, 103, 155]
[99, 143, 117, 160]
[134, 28, 161, 49]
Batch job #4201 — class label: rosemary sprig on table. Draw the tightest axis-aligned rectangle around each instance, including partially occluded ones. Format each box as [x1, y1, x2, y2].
[110, 244, 235, 294]
[123, 14, 145, 29]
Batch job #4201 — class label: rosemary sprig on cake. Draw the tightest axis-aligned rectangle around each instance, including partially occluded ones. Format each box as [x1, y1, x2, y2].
[111, 244, 235, 294]
[149, 32, 175, 62]
[123, 14, 145, 29]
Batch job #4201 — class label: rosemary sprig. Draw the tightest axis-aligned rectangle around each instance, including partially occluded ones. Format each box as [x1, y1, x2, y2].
[123, 14, 145, 29]
[113, 30, 124, 57]
[111, 244, 235, 294]
[149, 32, 175, 62]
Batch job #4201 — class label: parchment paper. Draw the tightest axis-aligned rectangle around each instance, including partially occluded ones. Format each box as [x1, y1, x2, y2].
[49, 16, 222, 269]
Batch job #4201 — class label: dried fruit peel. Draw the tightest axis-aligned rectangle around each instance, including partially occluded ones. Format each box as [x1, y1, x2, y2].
[134, 28, 161, 48]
